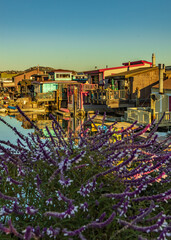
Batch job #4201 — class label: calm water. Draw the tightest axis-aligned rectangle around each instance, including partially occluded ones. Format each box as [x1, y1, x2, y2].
[0, 114, 34, 145]
[0, 113, 169, 147]
[0, 112, 85, 145]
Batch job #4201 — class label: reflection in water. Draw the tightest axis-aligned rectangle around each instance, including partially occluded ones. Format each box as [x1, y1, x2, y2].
[0, 112, 85, 146]
[0, 111, 121, 145]
[14, 112, 85, 138]
[0, 113, 34, 145]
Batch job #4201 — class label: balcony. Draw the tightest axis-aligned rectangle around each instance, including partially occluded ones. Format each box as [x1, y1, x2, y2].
[82, 84, 98, 91]
[89, 89, 126, 106]
[36, 92, 55, 102]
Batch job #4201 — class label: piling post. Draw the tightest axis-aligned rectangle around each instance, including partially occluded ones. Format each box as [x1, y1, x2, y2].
[74, 86, 78, 116]
[151, 94, 156, 122]
[136, 87, 140, 107]
[97, 90, 99, 104]
[54, 90, 59, 110]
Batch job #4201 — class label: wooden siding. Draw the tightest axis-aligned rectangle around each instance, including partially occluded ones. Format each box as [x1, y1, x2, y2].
[131, 68, 159, 100]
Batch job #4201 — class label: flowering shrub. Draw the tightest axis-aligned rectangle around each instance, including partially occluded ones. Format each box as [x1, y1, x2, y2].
[0, 108, 170, 240]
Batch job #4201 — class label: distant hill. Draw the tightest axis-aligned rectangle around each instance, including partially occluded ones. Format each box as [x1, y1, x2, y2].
[25, 66, 55, 73]
[0, 70, 22, 74]
[0, 66, 55, 74]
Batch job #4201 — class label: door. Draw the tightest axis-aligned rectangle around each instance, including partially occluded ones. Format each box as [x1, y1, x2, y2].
[169, 96, 171, 111]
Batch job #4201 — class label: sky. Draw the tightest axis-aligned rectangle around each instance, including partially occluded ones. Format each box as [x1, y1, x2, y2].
[0, 0, 171, 71]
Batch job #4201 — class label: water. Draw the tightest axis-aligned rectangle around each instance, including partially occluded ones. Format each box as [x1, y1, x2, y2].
[0, 114, 34, 145]
[0, 112, 85, 145]
[0, 112, 170, 149]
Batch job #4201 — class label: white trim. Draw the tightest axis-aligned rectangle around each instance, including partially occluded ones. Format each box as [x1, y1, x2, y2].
[160, 95, 162, 112]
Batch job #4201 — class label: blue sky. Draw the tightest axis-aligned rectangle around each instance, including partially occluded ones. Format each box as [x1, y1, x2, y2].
[0, 0, 171, 71]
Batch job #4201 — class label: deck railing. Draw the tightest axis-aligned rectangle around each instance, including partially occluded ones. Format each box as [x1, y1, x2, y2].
[126, 108, 151, 125]
[126, 108, 171, 127]
[90, 89, 126, 104]
[155, 112, 171, 125]
[106, 90, 126, 100]
[82, 84, 98, 91]
[36, 92, 55, 100]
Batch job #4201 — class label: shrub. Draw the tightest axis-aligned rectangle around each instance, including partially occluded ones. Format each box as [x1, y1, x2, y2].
[0, 109, 170, 240]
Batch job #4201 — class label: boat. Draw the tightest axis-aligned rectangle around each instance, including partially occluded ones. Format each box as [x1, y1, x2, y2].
[0, 108, 7, 113]
[6, 106, 18, 113]
[0, 113, 7, 117]
[7, 106, 17, 110]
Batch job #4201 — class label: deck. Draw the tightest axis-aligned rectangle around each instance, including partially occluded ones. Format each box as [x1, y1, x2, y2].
[89, 89, 132, 108]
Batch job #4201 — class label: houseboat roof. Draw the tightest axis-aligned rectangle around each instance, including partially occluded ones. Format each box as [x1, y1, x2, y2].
[34, 80, 79, 84]
[84, 60, 152, 74]
[165, 66, 171, 70]
[152, 78, 171, 90]
[122, 60, 152, 66]
[107, 67, 158, 79]
[3, 82, 15, 88]
[49, 69, 76, 74]
[31, 74, 48, 77]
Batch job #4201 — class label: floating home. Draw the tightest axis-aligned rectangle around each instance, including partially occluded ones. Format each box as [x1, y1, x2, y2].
[16, 69, 97, 114]
[4, 54, 170, 119]
[84, 54, 158, 110]
[84, 60, 152, 85]
[126, 64, 171, 127]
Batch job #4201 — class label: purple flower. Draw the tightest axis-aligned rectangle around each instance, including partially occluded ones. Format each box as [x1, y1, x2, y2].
[80, 202, 88, 212]
[25, 206, 38, 215]
[88, 212, 116, 229]
[46, 198, 53, 206]
[23, 226, 33, 240]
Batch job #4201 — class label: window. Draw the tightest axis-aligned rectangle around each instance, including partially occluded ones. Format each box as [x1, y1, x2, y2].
[55, 74, 70, 79]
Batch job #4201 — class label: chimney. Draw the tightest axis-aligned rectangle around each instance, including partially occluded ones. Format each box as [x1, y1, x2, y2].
[158, 64, 165, 94]
[152, 53, 156, 67]
[127, 61, 130, 71]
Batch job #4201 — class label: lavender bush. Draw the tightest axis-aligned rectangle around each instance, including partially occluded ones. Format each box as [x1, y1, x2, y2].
[0, 108, 170, 240]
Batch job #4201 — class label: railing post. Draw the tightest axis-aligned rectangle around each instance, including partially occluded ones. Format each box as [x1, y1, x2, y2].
[149, 111, 151, 124]
[97, 90, 99, 104]
[142, 112, 144, 124]
[74, 86, 77, 116]
[56, 89, 59, 110]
